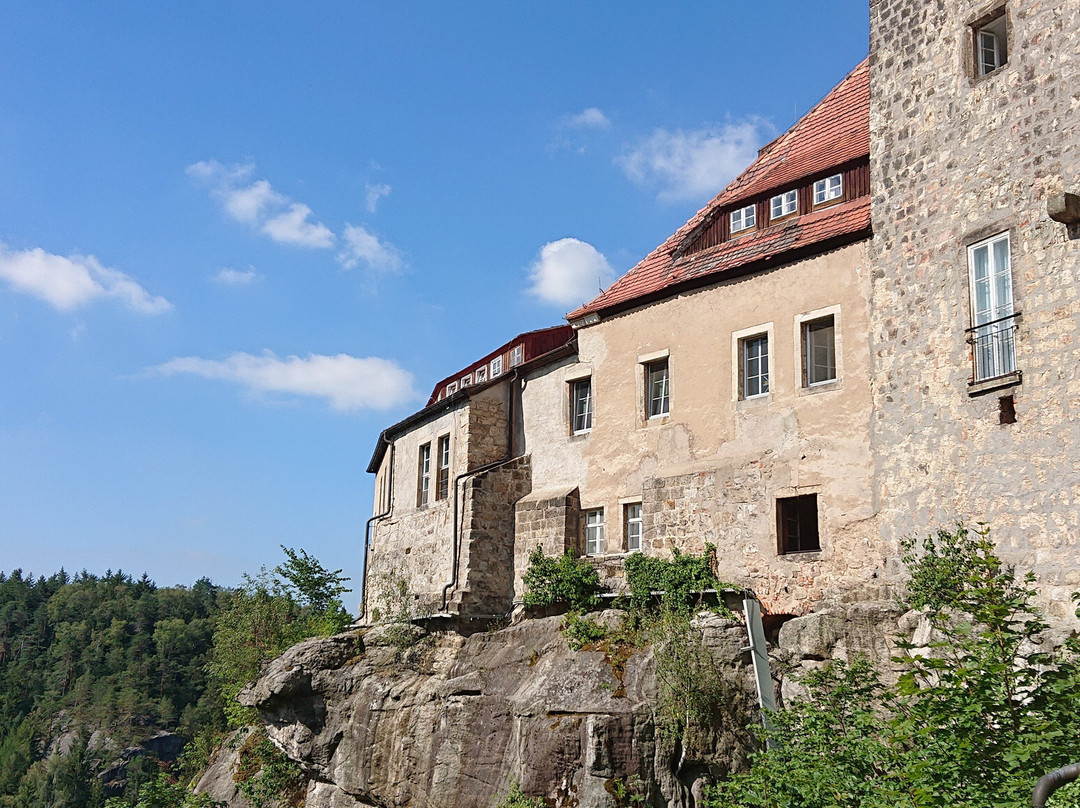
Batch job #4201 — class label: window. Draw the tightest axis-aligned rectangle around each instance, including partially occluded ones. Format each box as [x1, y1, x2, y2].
[585, 509, 605, 555]
[975, 10, 1008, 76]
[435, 435, 450, 500]
[417, 443, 431, 507]
[509, 344, 524, 367]
[460, 373, 473, 388]
[646, 359, 670, 418]
[968, 232, 1016, 381]
[624, 503, 642, 552]
[475, 366, 487, 383]
[730, 204, 756, 233]
[571, 378, 593, 434]
[813, 174, 842, 205]
[446, 381, 458, 395]
[804, 316, 836, 386]
[491, 355, 503, 377]
[741, 335, 769, 398]
[771, 190, 797, 220]
[777, 494, 819, 553]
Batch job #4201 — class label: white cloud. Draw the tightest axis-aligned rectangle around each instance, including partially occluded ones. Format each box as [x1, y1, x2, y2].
[567, 107, 611, 129]
[526, 238, 616, 308]
[212, 267, 259, 286]
[337, 224, 404, 273]
[261, 203, 335, 248]
[148, 350, 417, 412]
[0, 242, 171, 314]
[617, 120, 770, 202]
[365, 183, 391, 214]
[187, 160, 334, 249]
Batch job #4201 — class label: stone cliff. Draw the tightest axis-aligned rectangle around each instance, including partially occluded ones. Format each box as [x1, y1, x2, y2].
[206, 602, 908, 808]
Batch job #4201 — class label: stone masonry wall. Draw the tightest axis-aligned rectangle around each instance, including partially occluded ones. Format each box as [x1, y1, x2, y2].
[453, 455, 532, 616]
[512, 486, 582, 602]
[869, 0, 1080, 618]
[468, 391, 510, 468]
[642, 466, 897, 616]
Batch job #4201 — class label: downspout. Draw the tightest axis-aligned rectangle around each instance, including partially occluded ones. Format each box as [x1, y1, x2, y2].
[361, 437, 394, 621]
[440, 370, 520, 612]
[1033, 763, 1080, 807]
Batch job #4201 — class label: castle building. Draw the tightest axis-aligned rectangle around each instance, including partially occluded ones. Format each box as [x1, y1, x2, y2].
[365, 0, 1080, 622]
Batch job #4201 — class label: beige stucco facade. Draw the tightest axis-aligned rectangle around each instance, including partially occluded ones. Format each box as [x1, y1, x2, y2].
[516, 241, 887, 615]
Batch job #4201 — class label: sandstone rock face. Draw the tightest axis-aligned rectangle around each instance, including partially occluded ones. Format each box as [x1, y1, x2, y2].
[240, 613, 758, 808]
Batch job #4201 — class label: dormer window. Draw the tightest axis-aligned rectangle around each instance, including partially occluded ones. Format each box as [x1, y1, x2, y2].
[491, 355, 503, 377]
[770, 190, 797, 220]
[974, 9, 1008, 76]
[475, 366, 487, 383]
[730, 204, 756, 234]
[813, 174, 843, 206]
[446, 381, 458, 394]
[509, 345, 524, 367]
[460, 373, 473, 387]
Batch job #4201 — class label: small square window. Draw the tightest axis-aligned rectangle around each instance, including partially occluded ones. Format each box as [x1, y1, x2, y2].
[509, 345, 524, 367]
[475, 366, 488, 383]
[460, 373, 473, 387]
[417, 443, 431, 507]
[646, 359, 670, 418]
[435, 435, 450, 500]
[585, 508, 605, 555]
[804, 316, 836, 386]
[730, 204, 756, 234]
[740, 335, 769, 399]
[777, 494, 819, 553]
[813, 174, 842, 205]
[571, 378, 593, 434]
[624, 503, 642, 552]
[974, 10, 1008, 76]
[770, 190, 797, 220]
[491, 355, 503, 377]
[446, 381, 458, 394]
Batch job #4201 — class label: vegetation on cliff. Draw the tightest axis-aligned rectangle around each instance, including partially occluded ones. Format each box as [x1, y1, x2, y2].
[706, 525, 1080, 808]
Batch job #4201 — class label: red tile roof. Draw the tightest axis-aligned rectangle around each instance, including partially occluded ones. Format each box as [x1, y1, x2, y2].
[568, 58, 870, 322]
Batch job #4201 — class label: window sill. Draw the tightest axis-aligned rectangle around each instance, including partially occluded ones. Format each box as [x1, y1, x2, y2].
[968, 370, 1021, 397]
[778, 550, 823, 560]
[736, 394, 770, 411]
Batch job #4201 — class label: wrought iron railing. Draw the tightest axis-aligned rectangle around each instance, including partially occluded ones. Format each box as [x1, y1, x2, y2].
[966, 311, 1020, 382]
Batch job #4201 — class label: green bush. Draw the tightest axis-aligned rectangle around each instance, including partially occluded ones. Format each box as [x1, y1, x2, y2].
[562, 611, 608, 650]
[705, 524, 1080, 808]
[493, 781, 546, 808]
[522, 548, 600, 612]
[623, 544, 733, 616]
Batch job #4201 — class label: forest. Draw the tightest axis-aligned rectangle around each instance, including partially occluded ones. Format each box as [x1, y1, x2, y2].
[0, 548, 350, 808]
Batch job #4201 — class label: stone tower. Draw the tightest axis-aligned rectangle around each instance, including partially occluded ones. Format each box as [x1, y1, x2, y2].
[869, 0, 1080, 617]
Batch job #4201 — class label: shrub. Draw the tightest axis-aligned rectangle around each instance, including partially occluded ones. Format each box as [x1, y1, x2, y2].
[623, 544, 733, 616]
[563, 611, 608, 650]
[522, 548, 600, 612]
[494, 781, 546, 808]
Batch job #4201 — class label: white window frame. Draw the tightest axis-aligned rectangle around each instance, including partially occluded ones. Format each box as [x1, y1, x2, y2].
[585, 508, 605, 555]
[770, 190, 797, 220]
[491, 355, 503, 377]
[571, 378, 593, 435]
[804, 316, 837, 387]
[446, 381, 458, 395]
[741, 334, 770, 399]
[813, 174, 843, 205]
[975, 12, 1008, 76]
[509, 344, 524, 367]
[460, 373, 473, 388]
[417, 443, 431, 507]
[624, 502, 642, 552]
[730, 204, 756, 234]
[968, 232, 1016, 381]
[474, 366, 488, 383]
[435, 435, 450, 501]
[646, 359, 670, 418]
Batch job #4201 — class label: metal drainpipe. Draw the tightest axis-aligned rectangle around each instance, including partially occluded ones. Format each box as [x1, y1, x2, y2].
[1033, 763, 1080, 807]
[440, 370, 520, 612]
[360, 438, 394, 621]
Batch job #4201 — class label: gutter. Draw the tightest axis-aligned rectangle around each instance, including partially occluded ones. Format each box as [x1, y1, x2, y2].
[360, 437, 394, 621]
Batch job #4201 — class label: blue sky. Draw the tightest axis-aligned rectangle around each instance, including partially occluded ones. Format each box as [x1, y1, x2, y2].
[0, 2, 868, 606]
